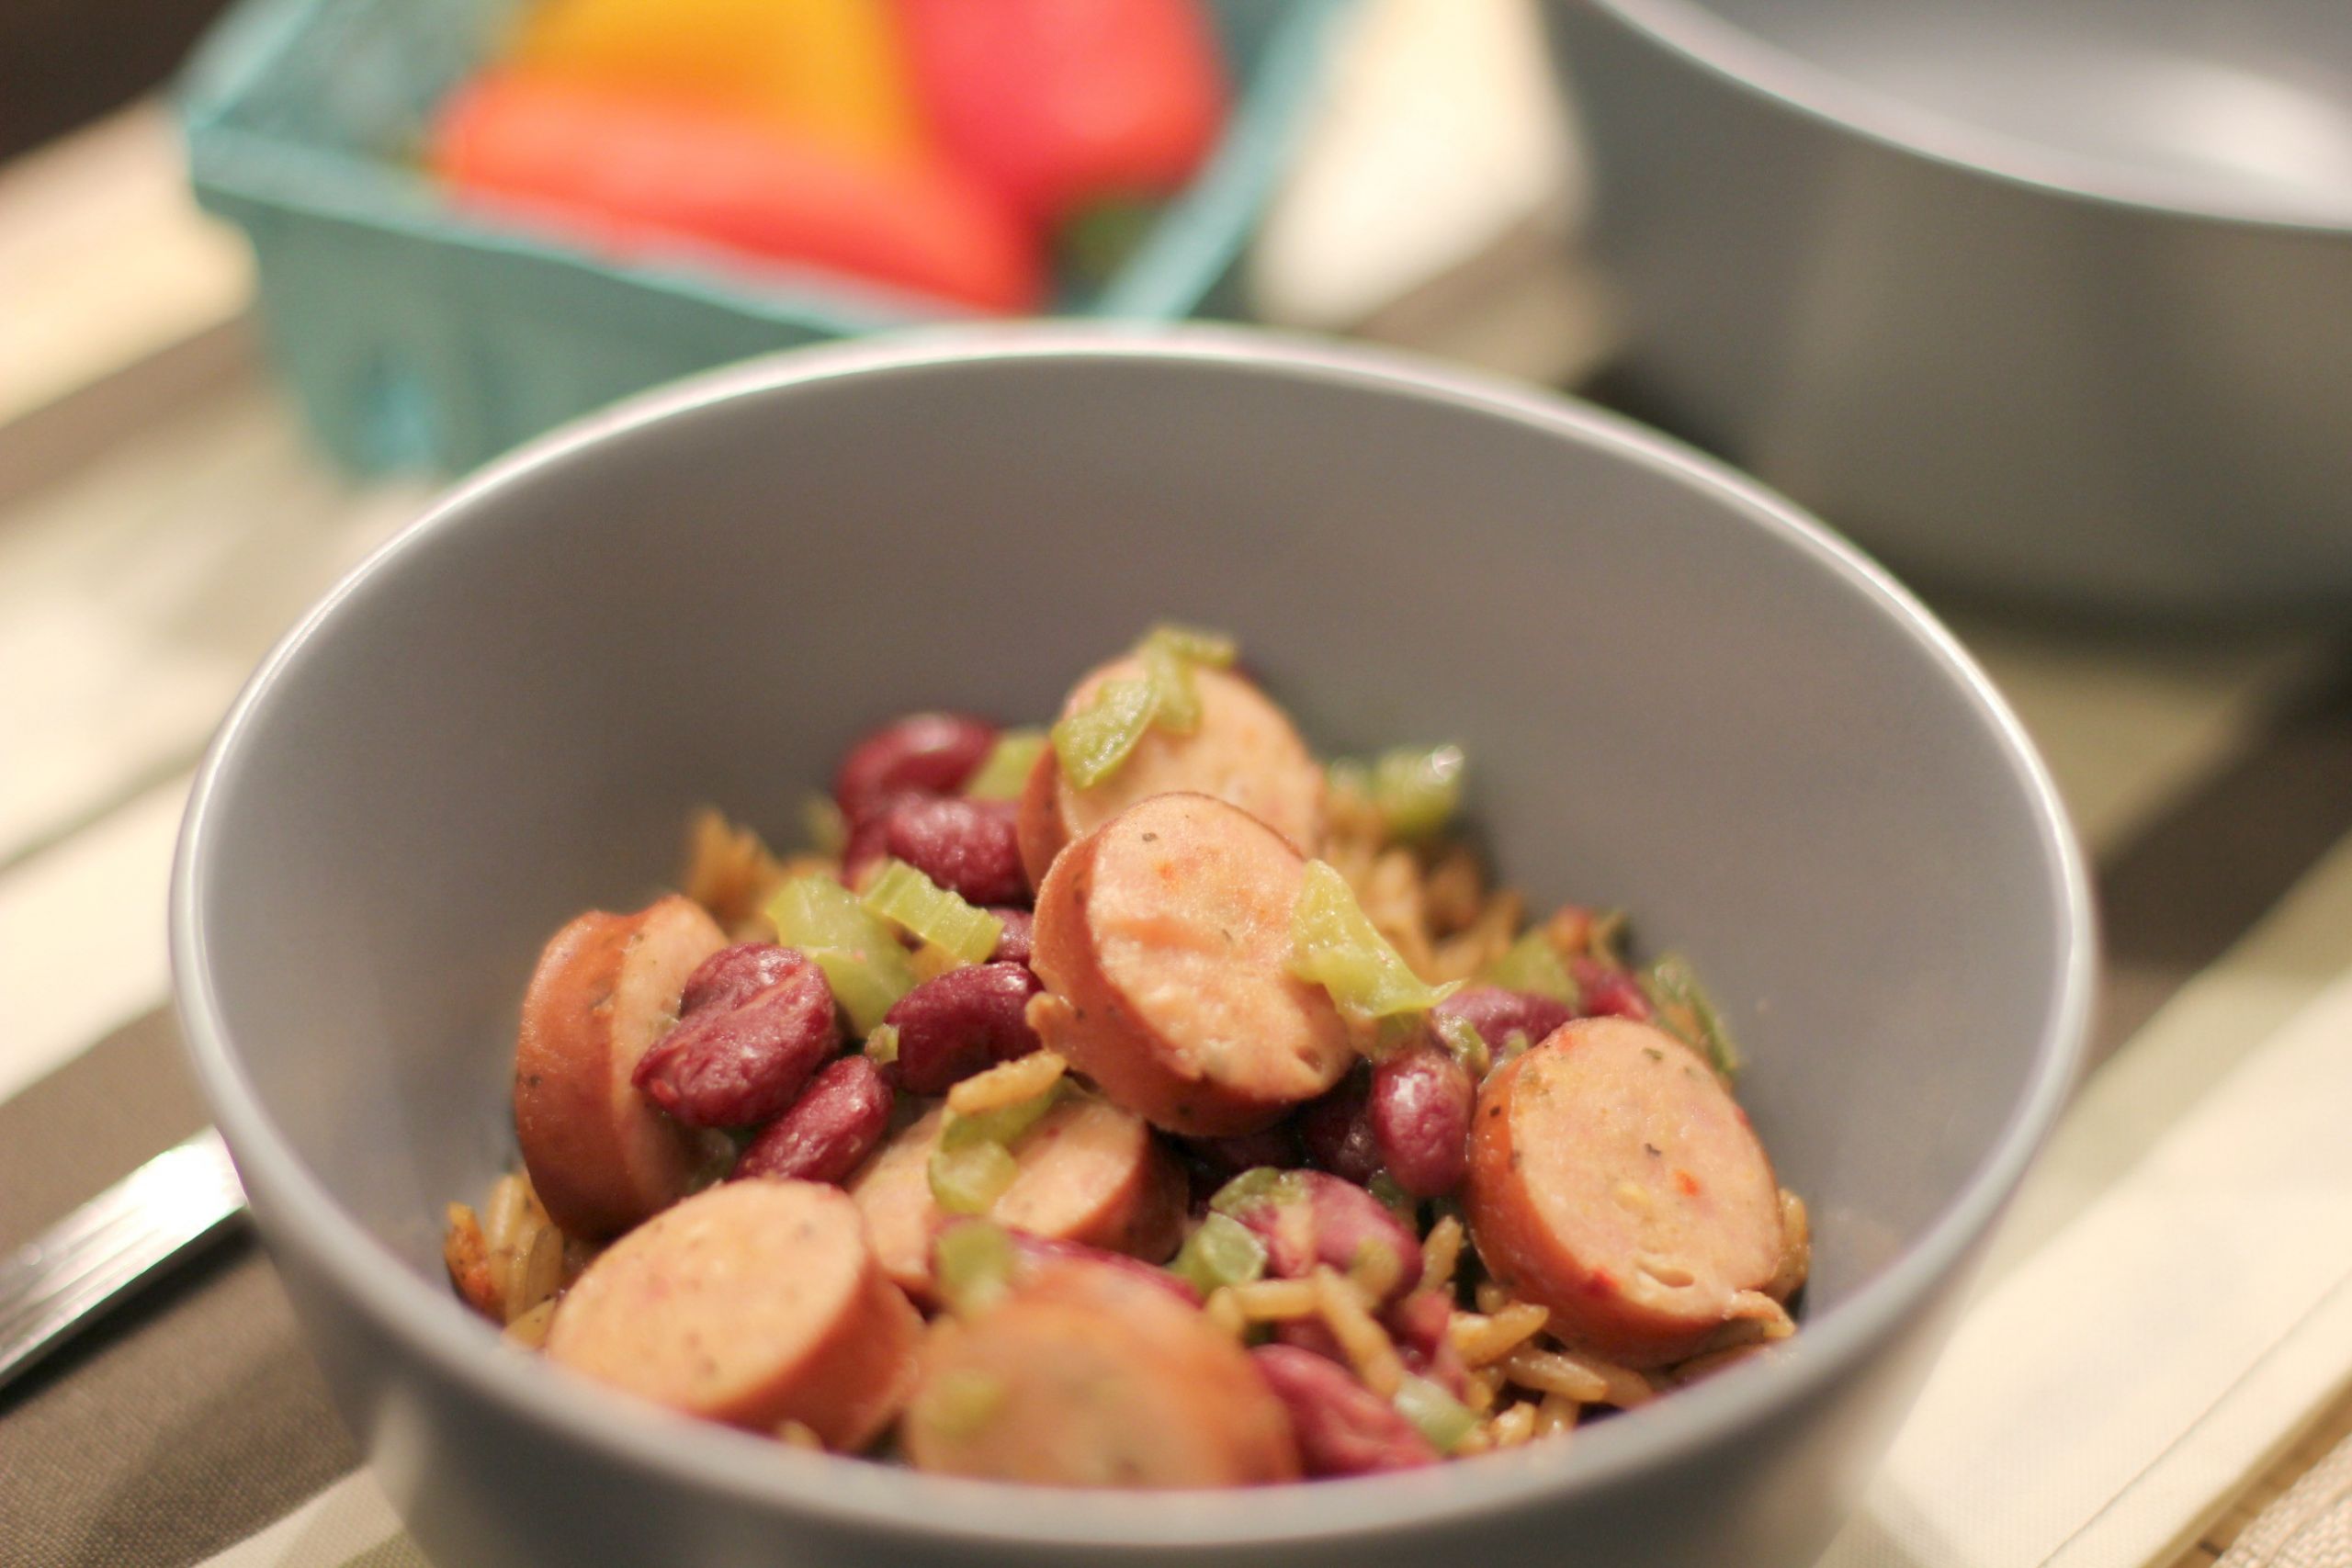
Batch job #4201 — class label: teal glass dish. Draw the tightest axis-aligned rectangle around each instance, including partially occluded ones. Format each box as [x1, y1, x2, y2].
[180, 0, 1347, 472]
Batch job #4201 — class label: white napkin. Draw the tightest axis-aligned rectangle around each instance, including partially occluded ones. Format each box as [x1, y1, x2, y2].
[1819, 833, 2352, 1568]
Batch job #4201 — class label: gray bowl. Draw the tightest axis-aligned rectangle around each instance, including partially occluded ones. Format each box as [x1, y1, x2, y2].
[1547, 0, 2352, 615]
[172, 329, 2093, 1568]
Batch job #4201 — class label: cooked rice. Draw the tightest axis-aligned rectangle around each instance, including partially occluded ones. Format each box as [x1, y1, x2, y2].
[1312, 1268, 1406, 1399]
[503, 1298, 557, 1349]
[1498, 1346, 1611, 1404]
[1322, 792, 1525, 987]
[1667, 1342, 1774, 1386]
[504, 1224, 565, 1323]
[1449, 1303, 1551, 1368]
[776, 1420, 825, 1451]
[681, 807, 792, 932]
[1462, 1366, 1503, 1416]
[1229, 1279, 1320, 1322]
[1533, 1393, 1581, 1438]
[1419, 1215, 1465, 1294]
[946, 1051, 1068, 1116]
[1486, 1402, 1539, 1449]
[1770, 1189, 1812, 1302]
[1203, 1287, 1249, 1340]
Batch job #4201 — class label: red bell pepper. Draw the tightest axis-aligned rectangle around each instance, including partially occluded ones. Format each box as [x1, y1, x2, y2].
[894, 0, 1227, 222]
[430, 73, 1045, 313]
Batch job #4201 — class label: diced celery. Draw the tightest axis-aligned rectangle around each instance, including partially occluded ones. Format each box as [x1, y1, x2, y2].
[928, 1139, 1019, 1215]
[1140, 637, 1204, 734]
[1290, 862, 1463, 1022]
[1207, 1166, 1307, 1218]
[1370, 745, 1465, 840]
[940, 1078, 1066, 1153]
[765, 876, 916, 1034]
[1367, 1173, 1418, 1225]
[962, 729, 1047, 801]
[1482, 930, 1580, 1004]
[1394, 1373, 1478, 1454]
[1135, 624, 1238, 737]
[933, 1221, 1016, 1316]
[1170, 1213, 1267, 1296]
[1641, 953, 1742, 1077]
[916, 1369, 1007, 1439]
[1051, 678, 1159, 789]
[860, 860, 1002, 966]
[1140, 623, 1238, 669]
[863, 1023, 900, 1066]
[800, 794, 847, 857]
[1430, 1012, 1492, 1077]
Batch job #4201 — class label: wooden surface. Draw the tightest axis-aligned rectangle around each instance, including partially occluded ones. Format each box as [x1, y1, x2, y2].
[2173, 1382, 2352, 1567]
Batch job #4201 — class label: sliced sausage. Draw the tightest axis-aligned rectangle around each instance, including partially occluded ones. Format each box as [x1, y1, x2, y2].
[1464, 1018, 1785, 1368]
[1026, 793, 1354, 1136]
[903, 1259, 1301, 1486]
[546, 1180, 921, 1450]
[514, 896, 729, 1238]
[1016, 658, 1324, 886]
[848, 1097, 1185, 1301]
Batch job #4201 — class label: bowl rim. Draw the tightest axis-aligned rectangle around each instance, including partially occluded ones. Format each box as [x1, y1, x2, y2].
[172, 324, 2096, 1550]
[1574, 0, 2352, 234]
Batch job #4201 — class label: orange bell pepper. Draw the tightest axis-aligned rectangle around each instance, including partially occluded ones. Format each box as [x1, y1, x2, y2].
[431, 73, 1045, 313]
[508, 0, 922, 162]
[895, 0, 1227, 221]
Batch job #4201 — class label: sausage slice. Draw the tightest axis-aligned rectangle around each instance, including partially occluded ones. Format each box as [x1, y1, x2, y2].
[1017, 658, 1324, 886]
[514, 895, 729, 1238]
[546, 1180, 921, 1450]
[849, 1098, 1184, 1301]
[1027, 793, 1354, 1136]
[1465, 1018, 1786, 1367]
[903, 1260, 1301, 1486]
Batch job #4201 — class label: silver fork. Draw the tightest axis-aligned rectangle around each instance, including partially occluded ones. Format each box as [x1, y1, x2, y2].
[0, 1128, 250, 1393]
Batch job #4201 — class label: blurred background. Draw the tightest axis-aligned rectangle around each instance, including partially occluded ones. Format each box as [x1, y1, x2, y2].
[7, 1, 2352, 1562]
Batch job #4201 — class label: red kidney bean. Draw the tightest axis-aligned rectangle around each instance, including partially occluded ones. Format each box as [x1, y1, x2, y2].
[833, 712, 997, 822]
[678, 941, 801, 1017]
[987, 908, 1034, 965]
[632, 944, 839, 1128]
[1385, 1288, 1468, 1396]
[880, 795, 1027, 907]
[1229, 1171, 1421, 1310]
[1250, 1346, 1437, 1476]
[885, 961, 1043, 1095]
[1573, 956, 1653, 1021]
[1432, 986, 1577, 1055]
[839, 797, 910, 890]
[1297, 1071, 1382, 1186]
[1371, 1045, 1474, 1198]
[1271, 1287, 1466, 1397]
[1182, 1125, 1304, 1184]
[992, 1226, 1203, 1305]
[731, 1055, 892, 1184]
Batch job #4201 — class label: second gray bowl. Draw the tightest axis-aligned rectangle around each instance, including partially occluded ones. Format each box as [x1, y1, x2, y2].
[1549, 0, 2352, 615]
[173, 328, 2092, 1567]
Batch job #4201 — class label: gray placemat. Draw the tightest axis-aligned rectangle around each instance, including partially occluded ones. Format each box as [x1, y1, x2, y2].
[0, 1010, 360, 1568]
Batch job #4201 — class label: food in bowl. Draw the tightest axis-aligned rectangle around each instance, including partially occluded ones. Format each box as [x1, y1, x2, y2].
[444, 625, 1808, 1485]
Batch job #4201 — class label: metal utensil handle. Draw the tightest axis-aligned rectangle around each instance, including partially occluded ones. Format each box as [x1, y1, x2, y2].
[0, 1128, 250, 1394]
